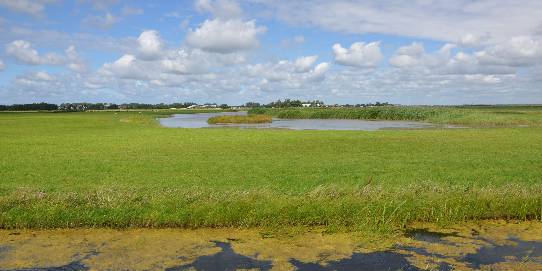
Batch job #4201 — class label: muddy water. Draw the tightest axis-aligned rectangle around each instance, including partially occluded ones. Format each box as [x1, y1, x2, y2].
[1, 221, 541, 270]
[158, 112, 439, 130]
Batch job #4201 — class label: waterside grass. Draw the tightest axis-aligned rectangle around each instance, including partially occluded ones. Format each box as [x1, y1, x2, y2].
[207, 114, 272, 124]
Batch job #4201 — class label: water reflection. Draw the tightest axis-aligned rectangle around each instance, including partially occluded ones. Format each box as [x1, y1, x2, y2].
[2, 222, 542, 270]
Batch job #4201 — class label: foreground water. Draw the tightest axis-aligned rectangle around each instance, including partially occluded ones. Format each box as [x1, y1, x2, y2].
[159, 112, 437, 130]
[1, 221, 541, 270]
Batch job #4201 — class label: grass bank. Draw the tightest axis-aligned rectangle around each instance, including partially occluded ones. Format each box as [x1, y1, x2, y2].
[1, 110, 541, 231]
[207, 114, 272, 124]
[249, 105, 542, 127]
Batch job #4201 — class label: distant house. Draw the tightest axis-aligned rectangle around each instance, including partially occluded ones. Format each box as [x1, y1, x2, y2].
[187, 104, 219, 109]
[302, 103, 311, 107]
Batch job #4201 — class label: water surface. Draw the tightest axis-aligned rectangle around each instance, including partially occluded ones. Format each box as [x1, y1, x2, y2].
[159, 111, 437, 131]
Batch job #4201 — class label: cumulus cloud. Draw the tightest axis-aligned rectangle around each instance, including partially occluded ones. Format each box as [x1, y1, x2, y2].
[137, 30, 163, 60]
[99, 54, 149, 80]
[195, 0, 242, 19]
[294, 55, 318, 72]
[160, 49, 210, 75]
[247, 56, 329, 86]
[5, 40, 64, 65]
[332, 42, 382, 67]
[306, 62, 330, 82]
[475, 36, 542, 66]
[186, 19, 266, 53]
[389, 42, 425, 68]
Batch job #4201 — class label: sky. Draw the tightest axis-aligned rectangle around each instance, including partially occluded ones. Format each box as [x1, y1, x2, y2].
[0, 0, 541, 105]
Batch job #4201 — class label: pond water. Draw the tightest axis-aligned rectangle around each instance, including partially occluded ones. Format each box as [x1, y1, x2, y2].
[159, 111, 437, 131]
[1, 221, 541, 270]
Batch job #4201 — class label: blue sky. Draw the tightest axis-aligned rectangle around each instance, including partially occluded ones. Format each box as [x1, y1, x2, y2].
[0, 0, 541, 105]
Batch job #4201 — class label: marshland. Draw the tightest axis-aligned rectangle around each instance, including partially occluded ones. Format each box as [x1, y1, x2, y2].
[1, 105, 541, 231]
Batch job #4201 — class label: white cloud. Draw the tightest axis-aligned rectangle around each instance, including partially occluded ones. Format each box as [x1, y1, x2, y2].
[83, 12, 119, 29]
[160, 49, 210, 75]
[0, 0, 50, 17]
[186, 19, 266, 53]
[65, 46, 87, 72]
[464, 74, 502, 84]
[459, 33, 490, 47]
[5, 40, 64, 65]
[306, 62, 329, 82]
[332, 42, 382, 67]
[14, 71, 56, 88]
[99, 54, 149, 80]
[137, 30, 163, 60]
[195, 0, 242, 19]
[254, 0, 542, 44]
[475, 36, 542, 66]
[294, 55, 318, 72]
[0, 59, 5, 71]
[389, 42, 425, 68]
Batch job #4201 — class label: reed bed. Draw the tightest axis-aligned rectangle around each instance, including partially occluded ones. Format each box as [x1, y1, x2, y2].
[207, 114, 272, 124]
[249, 106, 542, 127]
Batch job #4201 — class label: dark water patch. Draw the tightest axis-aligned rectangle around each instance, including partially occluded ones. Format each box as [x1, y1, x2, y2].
[1, 261, 88, 271]
[462, 237, 542, 268]
[434, 262, 454, 271]
[405, 229, 459, 244]
[0, 250, 97, 271]
[289, 251, 422, 271]
[166, 241, 273, 271]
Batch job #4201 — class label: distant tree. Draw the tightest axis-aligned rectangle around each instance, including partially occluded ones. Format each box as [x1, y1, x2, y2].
[244, 102, 261, 108]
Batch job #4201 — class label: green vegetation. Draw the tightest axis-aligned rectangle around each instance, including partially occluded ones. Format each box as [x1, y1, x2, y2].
[249, 105, 542, 127]
[0, 108, 541, 231]
[207, 114, 272, 124]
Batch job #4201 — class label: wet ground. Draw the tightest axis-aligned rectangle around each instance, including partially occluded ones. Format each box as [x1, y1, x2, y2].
[1, 221, 541, 270]
[158, 112, 440, 130]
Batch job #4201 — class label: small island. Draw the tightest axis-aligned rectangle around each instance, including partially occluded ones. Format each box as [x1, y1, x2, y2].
[207, 114, 272, 124]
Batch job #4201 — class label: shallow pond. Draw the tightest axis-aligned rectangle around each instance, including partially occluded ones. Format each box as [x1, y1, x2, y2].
[1, 221, 541, 270]
[158, 111, 439, 130]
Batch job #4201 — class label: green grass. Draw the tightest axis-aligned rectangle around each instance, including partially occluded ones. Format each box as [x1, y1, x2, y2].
[207, 114, 272, 124]
[1, 109, 541, 231]
[249, 105, 542, 127]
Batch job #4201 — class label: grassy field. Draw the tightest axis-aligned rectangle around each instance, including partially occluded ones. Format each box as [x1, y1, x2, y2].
[249, 105, 542, 127]
[207, 114, 272, 124]
[0, 108, 541, 231]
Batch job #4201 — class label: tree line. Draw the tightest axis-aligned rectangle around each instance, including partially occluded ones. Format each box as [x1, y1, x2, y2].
[0, 100, 392, 111]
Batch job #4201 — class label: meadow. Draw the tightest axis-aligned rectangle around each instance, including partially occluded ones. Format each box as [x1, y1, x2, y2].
[0, 107, 541, 232]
